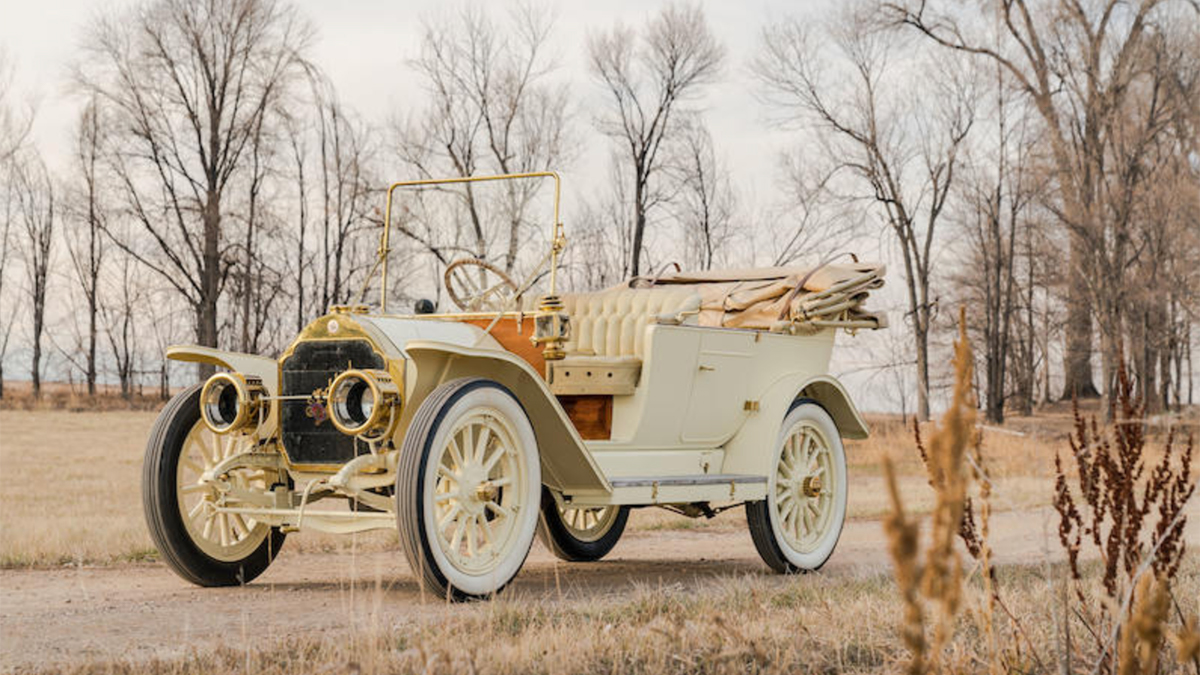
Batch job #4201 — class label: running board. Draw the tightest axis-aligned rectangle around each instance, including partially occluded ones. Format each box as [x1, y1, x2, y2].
[567, 474, 768, 507]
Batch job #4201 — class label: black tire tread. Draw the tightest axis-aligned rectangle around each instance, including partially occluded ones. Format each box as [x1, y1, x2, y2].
[142, 383, 285, 587]
[536, 490, 629, 562]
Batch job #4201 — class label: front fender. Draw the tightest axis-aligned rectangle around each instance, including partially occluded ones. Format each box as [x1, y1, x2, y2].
[400, 340, 611, 495]
[720, 374, 869, 477]
[166, 345, 281, 432]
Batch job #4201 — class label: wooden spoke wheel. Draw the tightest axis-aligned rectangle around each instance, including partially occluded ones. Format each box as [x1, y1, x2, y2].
[746, 400, 847, 573]
[143, 384, 285, 586]
[444, 258, 518, 312]
[397, 378, 541, 600]
[537, 490, 628, 562]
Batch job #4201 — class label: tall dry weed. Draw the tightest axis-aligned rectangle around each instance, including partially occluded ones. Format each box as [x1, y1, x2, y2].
[883, 310, 976, 673]
[1053, 365, 1196, 671]
[881, 312, 1200, 675]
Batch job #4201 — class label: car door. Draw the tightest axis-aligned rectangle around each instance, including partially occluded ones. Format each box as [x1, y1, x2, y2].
[680, 329, 757, 444]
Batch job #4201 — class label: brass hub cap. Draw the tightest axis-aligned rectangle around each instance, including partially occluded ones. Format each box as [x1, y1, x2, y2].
[802, 475, 823, 498]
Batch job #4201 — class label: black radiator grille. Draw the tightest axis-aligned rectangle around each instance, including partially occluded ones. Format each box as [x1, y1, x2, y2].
[280, 339, 385, 465]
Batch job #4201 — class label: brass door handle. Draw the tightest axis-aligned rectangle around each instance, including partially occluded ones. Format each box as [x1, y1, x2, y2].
[698, 365, 715, 372]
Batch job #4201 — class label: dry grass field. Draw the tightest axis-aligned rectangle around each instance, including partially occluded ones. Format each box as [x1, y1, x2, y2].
[0, 407, 1065, 568]
[1, 398, 1197, 674]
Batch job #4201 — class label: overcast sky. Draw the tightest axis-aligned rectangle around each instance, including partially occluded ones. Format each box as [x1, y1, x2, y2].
[0, 0, 931, 412]
[1, 0, 824, 206]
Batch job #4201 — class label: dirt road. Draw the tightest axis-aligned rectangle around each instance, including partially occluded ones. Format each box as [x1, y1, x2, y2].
[1, 506, 1195, 671]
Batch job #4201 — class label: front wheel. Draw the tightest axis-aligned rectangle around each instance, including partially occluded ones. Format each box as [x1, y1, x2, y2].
[142, 384, 286, 586]
[396, 378, 542, 600]
[537, 490, 629, 562]
[746, 400, 848, 573]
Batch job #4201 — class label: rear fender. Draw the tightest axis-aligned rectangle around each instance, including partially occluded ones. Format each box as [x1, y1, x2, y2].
[720, 374, 869, 478]
[401, 340, 611, 495]
[166, 345, 281, 433]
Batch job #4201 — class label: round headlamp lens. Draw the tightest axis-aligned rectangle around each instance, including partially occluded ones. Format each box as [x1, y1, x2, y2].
[204, 380, 240, 431]
[358, 386, 375, 423]
[334, 377, 373, 427]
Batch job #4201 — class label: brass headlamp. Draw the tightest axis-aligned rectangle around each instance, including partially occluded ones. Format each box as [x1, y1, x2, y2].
[200, 372, 265, 434]
[327, 369, 401, 438]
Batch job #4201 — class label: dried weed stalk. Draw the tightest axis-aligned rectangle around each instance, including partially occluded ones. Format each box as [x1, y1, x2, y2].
[884, 310, 975, 674]
[1053, 365, 1196, 672]
[1117, 573, 1170, 675]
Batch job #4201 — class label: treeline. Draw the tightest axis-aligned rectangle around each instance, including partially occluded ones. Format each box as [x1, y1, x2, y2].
[0, 0, 1196, 423]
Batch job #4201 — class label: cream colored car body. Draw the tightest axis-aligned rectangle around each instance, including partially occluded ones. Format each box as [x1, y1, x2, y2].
[168, 309, 866, 526]
[162, 171, 876, 543]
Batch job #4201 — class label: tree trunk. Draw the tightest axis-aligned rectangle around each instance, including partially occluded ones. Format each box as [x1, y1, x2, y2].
[914, 320, 930, 422]
[1186, 325, 1193, 406]
[985, 350, 1004, 423]
[31, 331, 41, 398]
[197, 193, 221, 382]
[87, 292, 97, 397]
[631, 177, 647, 277]
[1140, 304, 1162, 414]
[1062, 232, 1098, 399]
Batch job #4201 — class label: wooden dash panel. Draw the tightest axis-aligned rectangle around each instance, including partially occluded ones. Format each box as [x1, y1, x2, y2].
[557, 395, 613, 440]
[460, 318, 546, 375]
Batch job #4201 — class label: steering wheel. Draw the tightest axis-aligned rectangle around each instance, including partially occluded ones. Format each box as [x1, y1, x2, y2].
[444, 258, 519, 312]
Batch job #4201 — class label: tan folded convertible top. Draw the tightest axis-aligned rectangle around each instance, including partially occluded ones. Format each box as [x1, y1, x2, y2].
[628, 262, 887, 332]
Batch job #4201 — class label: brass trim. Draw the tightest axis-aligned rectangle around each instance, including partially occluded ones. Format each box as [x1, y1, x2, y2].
[802, 475, 824, 498]
[327, 368, 402, 438]
[275, 319, 396, 472]
[199, 372, 263, 434]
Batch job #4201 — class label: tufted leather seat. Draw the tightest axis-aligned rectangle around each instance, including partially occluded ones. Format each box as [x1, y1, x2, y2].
[560, 286, 701, 359]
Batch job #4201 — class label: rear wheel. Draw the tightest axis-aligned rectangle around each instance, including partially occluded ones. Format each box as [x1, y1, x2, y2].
[536, 490, 628, 562]
[746, 400, 847, 573]
[396, 378, 541, 600]
[142, 384, 286, 586]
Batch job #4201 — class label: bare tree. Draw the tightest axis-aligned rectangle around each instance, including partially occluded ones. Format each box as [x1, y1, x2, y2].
[0, 157, 16, 400]
[589, 2, 724, 277]
[228, 100, 289, 354]
[76, 0, 313, 378]
[668, 118, 735, 270]
[1114, 28, 1200, 413]
[765, 159, 847, 268]
[886, 0, 1198, 400]
[567, 165, 634, 291]
[0, 50, 31, 399]
[394, 2, 572, 279]
[63, 97, 107, 396]
[281, 107, 314, 331]
[1005, 209, 1060, 415]
[312, 87, 376, 311]
[13, 151, 55, 398]
[955, 68, 1039, 423]
[101, 251, 142, 400]
[0, 50, 32, 166]
[754, 10, 975, 421]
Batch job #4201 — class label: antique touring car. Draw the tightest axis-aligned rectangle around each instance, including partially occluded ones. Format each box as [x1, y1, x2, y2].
[143, 173, 886, 599]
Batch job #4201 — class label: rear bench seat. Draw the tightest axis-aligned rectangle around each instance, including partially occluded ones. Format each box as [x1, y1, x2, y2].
[548, 286, 700, 395]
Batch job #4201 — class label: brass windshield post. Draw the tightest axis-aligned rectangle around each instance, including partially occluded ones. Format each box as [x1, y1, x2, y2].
[377, 172, 563, 314]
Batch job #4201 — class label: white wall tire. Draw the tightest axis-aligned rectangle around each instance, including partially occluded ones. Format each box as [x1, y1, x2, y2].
[746, 400, 848, 573]
[396, 378, 541, 600]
